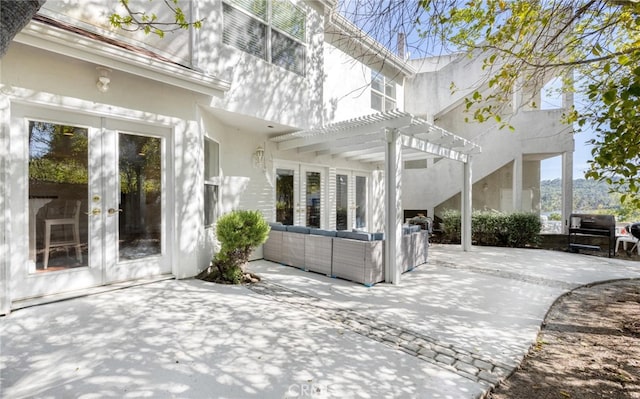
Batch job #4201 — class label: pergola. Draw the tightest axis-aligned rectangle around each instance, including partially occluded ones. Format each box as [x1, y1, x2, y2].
[271, 110, 481, 284]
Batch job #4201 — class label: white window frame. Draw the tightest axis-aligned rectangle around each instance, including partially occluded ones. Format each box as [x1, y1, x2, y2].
[222, 0, 307, 75]
[371, 71, 397, 112]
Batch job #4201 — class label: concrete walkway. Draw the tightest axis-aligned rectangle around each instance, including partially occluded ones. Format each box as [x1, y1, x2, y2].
[1, 246, 639, 399]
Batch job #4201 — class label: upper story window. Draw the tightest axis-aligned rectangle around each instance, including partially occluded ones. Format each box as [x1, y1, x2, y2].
[223, 0, 306, 76]
[371, 71, 396, 112]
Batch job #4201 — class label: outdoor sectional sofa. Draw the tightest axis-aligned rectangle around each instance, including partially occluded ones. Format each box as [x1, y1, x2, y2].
[262, 223, 428, 286]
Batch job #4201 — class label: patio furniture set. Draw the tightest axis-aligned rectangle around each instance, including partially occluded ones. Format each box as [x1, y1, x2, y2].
[263, 223, 429, 286]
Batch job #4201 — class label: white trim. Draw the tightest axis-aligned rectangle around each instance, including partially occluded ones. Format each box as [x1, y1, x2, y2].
[2, 86, 182, 128]
[14, 20, 231, 96]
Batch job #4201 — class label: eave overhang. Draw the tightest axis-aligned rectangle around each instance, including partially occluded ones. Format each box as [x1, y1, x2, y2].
[14, 16, 231, 97]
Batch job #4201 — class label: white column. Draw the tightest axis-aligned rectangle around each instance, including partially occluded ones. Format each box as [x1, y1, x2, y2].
[561, 151, 573, 234]
[512, 156, 523, 212]
[384, 128, 403, 284]
[462, 157, 472, 251]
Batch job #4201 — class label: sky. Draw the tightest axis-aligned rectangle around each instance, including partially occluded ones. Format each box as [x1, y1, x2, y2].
[539, 83, 597, 181]
[540, 131, 595, 181]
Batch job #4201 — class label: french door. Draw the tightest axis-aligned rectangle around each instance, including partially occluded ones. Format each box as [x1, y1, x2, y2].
[275, 163, 325, 228]
[11, 106, 171, 300]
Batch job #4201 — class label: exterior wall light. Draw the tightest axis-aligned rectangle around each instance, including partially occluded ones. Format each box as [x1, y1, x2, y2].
[96, 67, 112, 93]
[253, 145, 265, 170]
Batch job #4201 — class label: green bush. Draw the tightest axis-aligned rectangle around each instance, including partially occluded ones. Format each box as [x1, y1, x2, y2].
[441, 209, 541, 248]
[442, 209, 461, 243]
[209, 210, 270, 284]
[473, 211, 504, 246]
[504, 213, 542, 247]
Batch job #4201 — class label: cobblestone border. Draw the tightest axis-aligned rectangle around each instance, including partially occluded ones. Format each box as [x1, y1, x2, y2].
[247, 281, 512, 386]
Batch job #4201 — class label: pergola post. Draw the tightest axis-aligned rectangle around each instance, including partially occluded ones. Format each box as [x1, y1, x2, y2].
[384, 128, 403, 284]
[462, 156, 472, 251]
[561, 151, 573, 234]
[512, 155, 522, 211]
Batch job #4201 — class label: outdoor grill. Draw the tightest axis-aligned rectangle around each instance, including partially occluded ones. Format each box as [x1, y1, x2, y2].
[630, 223, 640, 240]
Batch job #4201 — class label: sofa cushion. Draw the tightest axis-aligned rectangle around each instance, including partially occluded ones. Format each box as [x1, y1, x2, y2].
[309, 228, 337, 237]
[371, 232, 385, 240]
[268, 222, 287, 231]
[286, 225, 311, 234]
[337, 231, 382, 241]
[403, 224, 421, 234]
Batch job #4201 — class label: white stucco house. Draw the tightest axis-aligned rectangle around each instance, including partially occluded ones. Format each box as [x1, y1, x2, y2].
[0, 0, 573, 314]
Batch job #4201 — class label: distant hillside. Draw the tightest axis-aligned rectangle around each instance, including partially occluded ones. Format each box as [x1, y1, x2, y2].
[541, 178, 616, 212]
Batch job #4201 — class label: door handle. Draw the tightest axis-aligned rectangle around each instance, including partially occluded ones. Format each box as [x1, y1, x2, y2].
[107, 208, 123, 215]
[85, 208, 101, 216]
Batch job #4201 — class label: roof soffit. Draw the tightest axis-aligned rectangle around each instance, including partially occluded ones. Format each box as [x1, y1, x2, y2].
[15, 17, 231, 96]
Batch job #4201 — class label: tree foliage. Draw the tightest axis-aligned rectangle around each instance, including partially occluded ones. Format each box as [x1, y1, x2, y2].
[428, 0, 640, 207]
[109, 0, 203, 37]
[341, 0, 640, 205]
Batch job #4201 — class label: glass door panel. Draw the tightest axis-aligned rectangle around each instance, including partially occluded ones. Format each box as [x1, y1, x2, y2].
[28, 121, 89, 272]
[274, 164, 323, 228]
[336, 174, 349, 230]
[355, 175, 368, 230]
[305, 171, 321, 228]
[276, 168, 295, 225]
[118, 133, 162, 260]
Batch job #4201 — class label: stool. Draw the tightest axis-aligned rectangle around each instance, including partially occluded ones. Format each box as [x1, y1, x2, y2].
[43, 200, 82, 269]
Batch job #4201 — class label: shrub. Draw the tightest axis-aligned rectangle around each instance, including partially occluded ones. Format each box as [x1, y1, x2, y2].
[440, 209, 541, 248]
[504, 212, 542, 247]
[472, 211, 504, 246]
[202, 210, 270, 284]
[442, 209, 461, 243]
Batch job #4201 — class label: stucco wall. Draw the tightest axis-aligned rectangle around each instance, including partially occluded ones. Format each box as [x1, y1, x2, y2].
[201, 1, 325, 129]
[323, 41, 405, 124]
[434, 160, 542, 217]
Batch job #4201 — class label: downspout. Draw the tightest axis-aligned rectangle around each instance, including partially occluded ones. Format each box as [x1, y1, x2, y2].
[188, 0, 197, 69]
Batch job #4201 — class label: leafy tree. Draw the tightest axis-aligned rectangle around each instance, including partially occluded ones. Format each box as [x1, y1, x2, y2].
[340, 0, 640, 206]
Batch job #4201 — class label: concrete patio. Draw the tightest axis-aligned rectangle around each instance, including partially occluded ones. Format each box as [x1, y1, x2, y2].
[2, 245, 639, 398]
